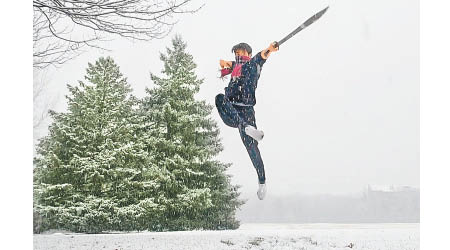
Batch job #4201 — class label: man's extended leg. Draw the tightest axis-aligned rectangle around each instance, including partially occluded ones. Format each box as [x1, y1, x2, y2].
[242, 137, 266, 184]
[237, 106, 266, 185]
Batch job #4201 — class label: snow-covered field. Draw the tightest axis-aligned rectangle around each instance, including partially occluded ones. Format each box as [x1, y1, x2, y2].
[34, 223, 419, 250]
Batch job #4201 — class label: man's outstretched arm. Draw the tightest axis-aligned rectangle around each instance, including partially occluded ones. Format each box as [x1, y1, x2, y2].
[261, 42, 279, 60]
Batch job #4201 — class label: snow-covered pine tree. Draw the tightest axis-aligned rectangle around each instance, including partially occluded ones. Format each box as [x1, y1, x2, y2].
[34, 57, 171, 233]
[140, 36, 243, 230]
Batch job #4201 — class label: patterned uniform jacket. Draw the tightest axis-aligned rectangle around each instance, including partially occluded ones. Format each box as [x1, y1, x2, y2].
[225, 52, 266, 106]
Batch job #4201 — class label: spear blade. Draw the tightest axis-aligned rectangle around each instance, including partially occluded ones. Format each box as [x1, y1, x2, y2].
[277, 6, 329, 46]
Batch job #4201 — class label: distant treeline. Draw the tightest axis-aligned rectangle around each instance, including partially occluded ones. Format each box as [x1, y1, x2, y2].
[238, 187, 419, 223]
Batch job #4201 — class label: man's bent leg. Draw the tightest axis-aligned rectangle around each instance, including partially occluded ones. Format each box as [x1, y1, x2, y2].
[215, 94, 246, 128]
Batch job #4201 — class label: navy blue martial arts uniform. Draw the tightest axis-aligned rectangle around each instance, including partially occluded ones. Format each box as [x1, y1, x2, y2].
[215, 52, 267, 184]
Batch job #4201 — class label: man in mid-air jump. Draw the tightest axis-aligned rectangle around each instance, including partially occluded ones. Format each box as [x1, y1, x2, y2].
[215, 42, 278, 200]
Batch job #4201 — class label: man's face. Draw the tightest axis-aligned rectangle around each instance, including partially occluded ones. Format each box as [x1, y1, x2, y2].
[234, 49, 250, 57]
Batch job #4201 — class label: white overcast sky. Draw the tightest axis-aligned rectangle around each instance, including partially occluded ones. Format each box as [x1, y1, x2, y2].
[35, 0, 419, 196]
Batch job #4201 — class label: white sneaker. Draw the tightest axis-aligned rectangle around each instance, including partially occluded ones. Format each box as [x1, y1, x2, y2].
[257, 183, 267, 200]
[245, 126, 264, 141]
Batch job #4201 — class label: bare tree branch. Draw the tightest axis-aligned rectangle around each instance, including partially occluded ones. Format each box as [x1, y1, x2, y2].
[33, 0, 203, 69]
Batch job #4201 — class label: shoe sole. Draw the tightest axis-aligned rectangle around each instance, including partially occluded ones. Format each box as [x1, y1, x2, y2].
[245, 128, 264, 141]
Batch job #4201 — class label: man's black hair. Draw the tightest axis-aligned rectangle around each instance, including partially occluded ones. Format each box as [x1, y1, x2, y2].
[231, 43, 252, 55]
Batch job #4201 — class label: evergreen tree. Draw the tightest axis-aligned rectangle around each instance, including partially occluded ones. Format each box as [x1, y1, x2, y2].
[140, 35, 243, 230]
[34, 57, 171, 233]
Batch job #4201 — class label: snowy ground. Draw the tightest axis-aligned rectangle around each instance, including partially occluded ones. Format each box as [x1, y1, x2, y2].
[34, 223, 419, 250]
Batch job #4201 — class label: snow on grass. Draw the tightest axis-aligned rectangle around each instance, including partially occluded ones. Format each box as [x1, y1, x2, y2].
[34, 223, 419, 250]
